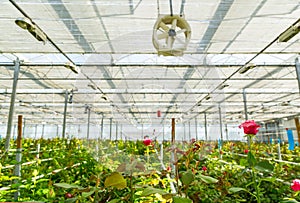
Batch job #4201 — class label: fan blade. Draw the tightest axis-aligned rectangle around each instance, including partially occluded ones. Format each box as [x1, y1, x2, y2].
[171, 19, 177, 30]
[158, 32, 169, 40]
[167, 36, 175, 49]
[175, 36, 186, 45]
[159, 22, 169, 32]
[176, 29, 186, 35]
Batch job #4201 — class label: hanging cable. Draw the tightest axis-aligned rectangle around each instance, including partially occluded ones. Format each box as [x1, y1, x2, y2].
[180, 0, 186, 17]
[157, 0, 160, 16]
[169, 0, 173, 16]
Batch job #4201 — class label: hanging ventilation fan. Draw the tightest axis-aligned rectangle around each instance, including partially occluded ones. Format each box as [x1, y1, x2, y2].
[152, 15, 191, 56]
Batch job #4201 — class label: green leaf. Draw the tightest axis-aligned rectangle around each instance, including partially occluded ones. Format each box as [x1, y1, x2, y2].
[181, 170, 194, 186]
[173, 196, 192, 203]
[141, 186, 168, 196]
[229, 187, 248, 193]
[104, 172, 127, 189]
[82, 190, 95, 198]
[65, 197, 78, 203]
[198, 174, 218, 184]
[107, 199, 121, 203]
[260, 177, 276, 183]
[53, 183, 83, 189]
[280, 198, 300, 203]
[239, 158, 248, 167]
[254, 161, 274, 172]
[247, 151, 256, 167]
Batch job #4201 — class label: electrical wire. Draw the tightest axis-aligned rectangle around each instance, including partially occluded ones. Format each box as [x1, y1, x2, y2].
[180, 0, 186, 17]
[169, 0, 173, 16]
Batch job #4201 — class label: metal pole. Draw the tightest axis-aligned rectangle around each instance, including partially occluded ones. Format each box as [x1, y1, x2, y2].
[101, 115, 104, 140]
[22, 118, 26, 139]
[204, 112, 208, 141]
[41, 124, 45, 139]
[62, 90, 68, 139]
[87, 107, 91, 140]
[5, 58, 21, 150]
[295, 57, 300, 94]
[109, 118, 112, 140]
[183, 123, 186, 141]
[142, 124, 144, 139]
[56, 124, 59, 137]
[218, 104, 223, 141]
[34, 124, 37, 139]
[14, 115, 23, 200]
[243, 89, 250, 147]
[188, 121, 191, 141]
[243, 89, 248, 120]
[115, 122, 118, 140]
[195, 117, 198, 140]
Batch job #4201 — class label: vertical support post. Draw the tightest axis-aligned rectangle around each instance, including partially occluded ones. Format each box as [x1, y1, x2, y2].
[87, 106, 91, 140]
[62, 90, 68, 139]
[162, 123, 165, 141]
[34, 124, 38, 139]
[109, 118, 112, 140]
[56, 124, 59, 137]
[36, 143, 40, 159]
[22, 118, 26, 139]
[115, 122, 118, 140]
[204, 112, 208, 141]
[101, 114, 104, 140]
[5, 59, 21, 150]
[243, 89, 250, 146]
[183, 123, 186, 141]
[188, 121, 191, 141]
[14, 115, 23, 200]
[277, 139, 282, 160]
[243, 89, 248, 120]
[294, 57, 300, 94]
[195, 117, 198, 140]
[171, 118, 176, 172]
[218, 104, 223, 141]
[294, 117, 300, 143]
[120, 124, 123, 140]
[225, 124, 228, 141]
[171, 118, 175, 143]
[41, 124, 45, 139]
[142, 124, 144, 139]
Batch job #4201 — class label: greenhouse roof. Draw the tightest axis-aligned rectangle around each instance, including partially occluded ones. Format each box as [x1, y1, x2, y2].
[0, 0, 300, 128]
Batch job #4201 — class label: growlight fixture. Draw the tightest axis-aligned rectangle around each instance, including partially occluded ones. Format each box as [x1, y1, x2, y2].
[278, 21, 300, 42]
[64, 62, 80, 74]
[15, 17, 47, 43]
[239, 63, 256, 74]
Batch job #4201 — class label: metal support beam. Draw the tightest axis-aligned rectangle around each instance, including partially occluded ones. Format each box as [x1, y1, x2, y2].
[243, 89, 248, 120]
[243, 89, 250, 146]
[115, 122, 118, 140]
[101, 115, 104, 140]
[295, 57, 300, 94]
[218, 104, 223, 141]
[109, 118, 112, 140]
[195, 117, 198, 140]
[62, 90, 68, 139]
[87, 106, 91, 140]
[5, 58, 21, 150]
[204, 112, 208, 141]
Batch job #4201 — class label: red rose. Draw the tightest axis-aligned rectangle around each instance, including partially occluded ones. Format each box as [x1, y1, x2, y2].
[202, 166, 207, 171]
[143, 138, 152, 146]
[244, 149, 249, 154]
[291, 179, 300, 191]
[239, 120, 260, 135]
